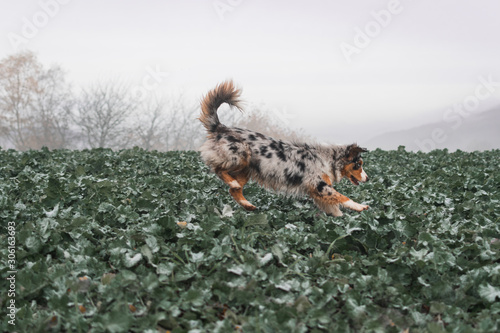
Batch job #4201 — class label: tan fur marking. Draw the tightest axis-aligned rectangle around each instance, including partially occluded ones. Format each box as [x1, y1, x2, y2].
[310, 185, 350, 205]
[342, 163, 364, 181]
[233, 170, 250, 187]
[217, 170, 241, 189]
[321, 174, 332, 186]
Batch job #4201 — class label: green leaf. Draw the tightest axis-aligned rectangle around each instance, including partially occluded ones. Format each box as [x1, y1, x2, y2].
[259, 253, 273, 266]
[120, 270, 137, 281]
[140, 245, 154, 264]
[102, 306, 132, 333]
[427, 322, 447, 333]
[478, 283, 500, 303]
[191, 252, 204, 263]
[124, 252, 142, 267]
[294, 295, 312, 313]
[245, 213, 268, 227]
[271, 244, 284, 264]
[157, 262, 175, 275]
[145, 236, 159, 253]
[25, 236, 41, 251]
[101, 273, 116, 285]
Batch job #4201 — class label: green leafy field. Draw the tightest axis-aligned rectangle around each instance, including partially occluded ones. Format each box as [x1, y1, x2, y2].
[1, 147, 500, 332]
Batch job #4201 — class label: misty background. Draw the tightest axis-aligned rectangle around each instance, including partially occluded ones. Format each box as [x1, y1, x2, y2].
[1, 0, 499, 152]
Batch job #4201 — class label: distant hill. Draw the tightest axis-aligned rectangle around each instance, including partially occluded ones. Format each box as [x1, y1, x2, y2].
[367, 107, 500, 152]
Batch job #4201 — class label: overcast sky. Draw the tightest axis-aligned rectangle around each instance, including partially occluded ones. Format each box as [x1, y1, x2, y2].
[1, 0, 499, 144]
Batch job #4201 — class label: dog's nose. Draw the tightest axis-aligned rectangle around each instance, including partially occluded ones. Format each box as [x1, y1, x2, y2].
[365, 176, 370, 182]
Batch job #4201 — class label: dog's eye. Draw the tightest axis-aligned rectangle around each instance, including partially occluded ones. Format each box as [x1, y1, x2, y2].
[353, 162, 361, 170]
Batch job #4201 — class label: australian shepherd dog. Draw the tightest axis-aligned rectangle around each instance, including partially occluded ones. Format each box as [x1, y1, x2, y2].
[199, 80, 370, 216]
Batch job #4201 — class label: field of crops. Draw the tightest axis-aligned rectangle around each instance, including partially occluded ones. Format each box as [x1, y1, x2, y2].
[1, 147, 499, 332]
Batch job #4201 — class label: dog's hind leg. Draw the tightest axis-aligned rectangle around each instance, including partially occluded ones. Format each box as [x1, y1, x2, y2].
[216, 168, 256, 211]
[230, 170, 256, 211]
[216, 169, 242, 190]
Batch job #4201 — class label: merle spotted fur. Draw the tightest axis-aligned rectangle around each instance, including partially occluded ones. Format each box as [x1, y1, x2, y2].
[199, 80, 369, 215]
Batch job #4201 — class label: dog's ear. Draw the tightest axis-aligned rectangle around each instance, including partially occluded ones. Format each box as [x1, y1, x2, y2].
[345, 144, 368, 161]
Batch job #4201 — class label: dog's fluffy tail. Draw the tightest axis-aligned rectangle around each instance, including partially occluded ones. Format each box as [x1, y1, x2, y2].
[199, 80, 243, 133]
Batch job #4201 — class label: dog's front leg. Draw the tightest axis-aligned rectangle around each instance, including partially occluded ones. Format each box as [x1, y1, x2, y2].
[310, 179, 368, 215]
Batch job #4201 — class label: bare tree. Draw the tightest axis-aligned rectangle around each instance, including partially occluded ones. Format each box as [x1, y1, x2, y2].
[133, 95, 165, 150]
[74, 80, 137, 149]
[163, 94, 203, 151]
[32, 65, 74, 149]
[0, 52, 307, 151]
[0, 51, 72, 150]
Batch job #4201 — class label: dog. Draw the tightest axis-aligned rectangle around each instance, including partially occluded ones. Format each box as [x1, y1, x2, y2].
[199, 80, 369, 216]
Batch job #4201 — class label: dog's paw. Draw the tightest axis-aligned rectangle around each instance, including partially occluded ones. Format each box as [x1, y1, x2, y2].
[343, 200, 369, 212]
[240, 200, 257, 211]
[359, 204, 369, 211]
[243, 204, 257, 211]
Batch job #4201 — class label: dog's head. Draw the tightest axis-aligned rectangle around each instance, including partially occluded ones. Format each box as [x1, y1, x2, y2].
[341, 144, 369, 186]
